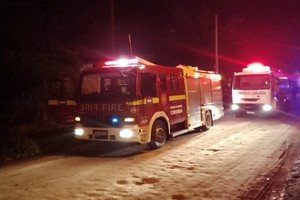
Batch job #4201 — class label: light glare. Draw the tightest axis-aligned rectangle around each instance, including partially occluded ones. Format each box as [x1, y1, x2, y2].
[111, 116, 119, 124]
[262, 104, 272, 111]
[120, 129, 134, 138]
[231, 104, 239, 110]
[75, 128, 84, 136]
[243, 62, 270, 72]
[124, 118, 135, 122]
[105, 58, 138, 66]
[75, 116, 81, 122]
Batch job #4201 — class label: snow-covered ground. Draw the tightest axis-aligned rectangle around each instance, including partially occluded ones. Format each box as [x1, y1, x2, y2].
[0, 110, 299, 200]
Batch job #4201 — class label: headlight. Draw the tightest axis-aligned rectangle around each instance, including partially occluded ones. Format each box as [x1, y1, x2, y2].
[231, 104, 239, 110]
[262, 104, 272, 111]
[120, 129, 134, 138]
[75, 128, 84, 136]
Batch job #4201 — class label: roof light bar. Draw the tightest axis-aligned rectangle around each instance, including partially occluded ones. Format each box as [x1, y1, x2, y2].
[105, 58, 139, 66]
[243, 62, 270, 72]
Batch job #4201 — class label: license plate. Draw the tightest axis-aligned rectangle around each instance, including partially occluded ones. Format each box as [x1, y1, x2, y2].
[246, 111, 255, 114]
[93, 130, 108, 136]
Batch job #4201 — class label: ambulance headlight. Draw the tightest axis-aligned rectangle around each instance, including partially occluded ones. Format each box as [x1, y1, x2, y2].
[75, 128, 84, 136]
[120, 129, 134, 138]
[262, 104, 272, 111]
[231, 104, 239, 110]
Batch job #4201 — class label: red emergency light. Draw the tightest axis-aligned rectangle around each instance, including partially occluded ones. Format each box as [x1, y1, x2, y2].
[243, 62, 270, 72]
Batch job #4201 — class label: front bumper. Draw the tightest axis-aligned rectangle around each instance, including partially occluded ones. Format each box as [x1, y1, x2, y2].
[231, 103, 273, 114]
[74, 124, 150, 144]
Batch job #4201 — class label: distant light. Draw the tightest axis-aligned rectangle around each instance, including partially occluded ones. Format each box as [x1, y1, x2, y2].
[75, 116, 81, 122]
[139, 65, 145, 69]
[211, 74, 221, 80]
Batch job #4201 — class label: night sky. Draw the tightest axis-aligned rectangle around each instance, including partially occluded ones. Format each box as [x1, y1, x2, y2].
[3, 0, 300, 77]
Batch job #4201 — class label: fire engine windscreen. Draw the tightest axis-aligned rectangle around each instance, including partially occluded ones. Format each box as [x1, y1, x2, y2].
[79, 73, 136, 100]
[233, 74, 271, 90]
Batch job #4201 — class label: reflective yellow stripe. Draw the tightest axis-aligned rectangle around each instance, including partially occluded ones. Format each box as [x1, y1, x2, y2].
[128, 97, 160, 105]
[48, 100, 58, 105]
[128, 99, 147, 106]
[48, 100, 77, 106]
[66, 100, 77, 106]
[169, 94, 186, 101]
[152, 97, 159, 103]
[58, 101, 66, 104]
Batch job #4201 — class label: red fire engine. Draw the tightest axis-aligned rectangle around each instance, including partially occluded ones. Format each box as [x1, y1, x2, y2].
[74, 57, 224, 149]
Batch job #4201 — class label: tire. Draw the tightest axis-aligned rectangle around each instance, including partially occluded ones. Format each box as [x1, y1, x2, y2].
[202, 111, 212, 131]
[147, 120, 168, 150]
[0, 156, 5, 165]
[235, 111, 244, 118]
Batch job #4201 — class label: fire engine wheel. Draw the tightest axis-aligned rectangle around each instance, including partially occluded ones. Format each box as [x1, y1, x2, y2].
[147, 120, 167, 150]
[202, 111, 212, 131]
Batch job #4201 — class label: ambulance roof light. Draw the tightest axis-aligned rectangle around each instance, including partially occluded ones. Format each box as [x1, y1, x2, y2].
[243, 62, 271, 72]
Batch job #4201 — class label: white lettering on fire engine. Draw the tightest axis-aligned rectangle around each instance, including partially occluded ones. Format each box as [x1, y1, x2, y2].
[81, 104, 98, 111]
[141, 117, 147, 124]
[170, 105, 183, 109]
[80, 104, 124, 111]
[102, 104, 123, 111]
[170, 109, 183, 115]
[170, 104, 183, 115]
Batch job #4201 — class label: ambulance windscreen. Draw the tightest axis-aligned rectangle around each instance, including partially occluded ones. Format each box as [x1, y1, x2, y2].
[233, 74, 271, 90]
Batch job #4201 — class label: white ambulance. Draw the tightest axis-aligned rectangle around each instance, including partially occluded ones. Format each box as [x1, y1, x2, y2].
[231, 63, 291, 116]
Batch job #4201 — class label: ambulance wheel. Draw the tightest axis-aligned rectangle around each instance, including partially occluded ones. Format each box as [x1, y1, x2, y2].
[147, 120, 167, 149]
[202, 111, 212, 131]
[235, 111, 244, 118]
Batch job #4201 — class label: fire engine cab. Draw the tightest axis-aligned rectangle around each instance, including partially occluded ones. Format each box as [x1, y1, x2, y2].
[74, 57, 224, 149]
[231, 62, 291, 116]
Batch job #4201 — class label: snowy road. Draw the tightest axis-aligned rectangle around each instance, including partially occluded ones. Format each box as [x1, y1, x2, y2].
[0, 112, 299, 200]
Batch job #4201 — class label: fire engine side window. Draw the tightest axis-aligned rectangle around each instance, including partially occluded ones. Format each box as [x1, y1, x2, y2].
[170, 76, 178, 91]
[200, 77, 213, 104]
[159, 74, 166, 92]
[103, 78, 112, 94]
[140, 73, 156, 96]
[63, 77, 75, 98]
[81, 74, 101, 95]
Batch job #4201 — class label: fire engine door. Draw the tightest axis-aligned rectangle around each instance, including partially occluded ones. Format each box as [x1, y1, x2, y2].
[186, 77, 201, 126]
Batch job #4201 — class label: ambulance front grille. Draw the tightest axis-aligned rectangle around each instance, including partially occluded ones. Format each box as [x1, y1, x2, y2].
[240, 104, 262, 111]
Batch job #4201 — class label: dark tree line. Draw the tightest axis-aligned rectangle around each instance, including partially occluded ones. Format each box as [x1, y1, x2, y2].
[1, 0, 299, 131]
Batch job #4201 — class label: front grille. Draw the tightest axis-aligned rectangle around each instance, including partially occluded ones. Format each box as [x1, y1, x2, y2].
[88, 134, 109, 140]
[94, 135, 108, 139]
[240, 104, 262, 111]
[80, 115, 124, 128]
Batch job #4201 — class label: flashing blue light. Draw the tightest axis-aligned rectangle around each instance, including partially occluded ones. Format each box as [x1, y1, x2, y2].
[111, 116, 119, 124]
